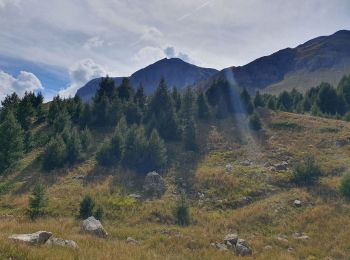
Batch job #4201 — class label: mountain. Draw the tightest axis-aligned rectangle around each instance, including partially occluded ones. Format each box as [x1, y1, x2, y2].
[76, 58, 218, 101]
[200, 30, 350, 94]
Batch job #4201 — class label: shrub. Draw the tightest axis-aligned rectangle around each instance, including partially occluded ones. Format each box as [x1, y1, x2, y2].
[339, 174, 350, 200]
[291, 156, 322, 185]
[79, 195, 95, 219]
[94, 206, 104, 220]
[173, 195, 190, 226]
[28, 183, 47, 220]
[249, 113, 262, 131]
[42, 135, 67, 171]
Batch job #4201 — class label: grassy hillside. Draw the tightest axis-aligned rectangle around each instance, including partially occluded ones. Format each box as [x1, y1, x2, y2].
[1, 109, 350, 259]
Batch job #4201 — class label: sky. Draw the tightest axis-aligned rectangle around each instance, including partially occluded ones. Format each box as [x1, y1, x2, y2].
[0, 0, 349, 101]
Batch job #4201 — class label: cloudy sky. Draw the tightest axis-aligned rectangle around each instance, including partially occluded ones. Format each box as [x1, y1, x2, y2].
[0, 0, 349, 100]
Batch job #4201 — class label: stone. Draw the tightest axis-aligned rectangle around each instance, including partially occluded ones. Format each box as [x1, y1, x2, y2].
[223, 233, 238, 246]
[126, 237, 139, 245]
[9, 231, 52, 245]
[240, 160, 252, 166]
[294, 200, 302, 207]
[215, 243, 228, 251]
[225, 163, 234, 172]
[277, 236, 289, 244]
[128, 194, 143, 200]
[81, 216, 108, 238]
[72, 175, 84, 180]
[143, 171, 166, 198]
[235, 239, 252, 256]
[273, 161, 288, 171]
[264, 245, 273, 250]
[46, 237, 78, 248]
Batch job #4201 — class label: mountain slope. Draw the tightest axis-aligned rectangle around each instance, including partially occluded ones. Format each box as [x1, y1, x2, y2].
[76, 58, 218, 101]
[200, 30, 350, 94]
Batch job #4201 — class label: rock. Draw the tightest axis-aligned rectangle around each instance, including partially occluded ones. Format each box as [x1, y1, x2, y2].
[223, 233, 238, 246]
[297, 235, 310, 240]
[294, 200, 302, 207]
[240, 160, 252, 166]
[81, 216, 108, 238]
[215, 243, 228, 251]
[277, 236, 289, 244]
[235, 239, 252, 256]
[126, 237, 139, 245]
[143, 171, 166, 198]
[9, 231, 52, 245]
[225, 163, 234, 172]
[46, 237, 78, 248]
[264, 245, 273, 250]
[128, 194, 143, 200]
[273, 161, 288, 171]
[72, 175, 84, 180]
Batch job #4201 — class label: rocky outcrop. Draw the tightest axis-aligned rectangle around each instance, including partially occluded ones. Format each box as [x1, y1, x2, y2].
[9, 231, 52, 245]
[143, 172, 166, 198]
[213, 233, 252, 256]
[81, 216, 108, 238]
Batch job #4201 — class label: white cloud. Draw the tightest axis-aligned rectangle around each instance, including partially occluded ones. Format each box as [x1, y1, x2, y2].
[59, 58, 107, 98]
[133, 46, 165, 66]
[83, 36, 104, 50]
[0, 0, 20, 8]
[164, 46, 191, 62]
[0, 70, 43, 101]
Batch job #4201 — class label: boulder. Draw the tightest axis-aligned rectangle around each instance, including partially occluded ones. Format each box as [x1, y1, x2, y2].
[215, 243, 228, 251]
[240, 160, 252, 166]
[126, 237, 139, 245]
[128, 194, 143, 200]
[143, 172, 166, 198]
[46, 237, 78, 249]
[9, 231, 52, 245]
[294, 200, 302, 207]
[223, 233, 238, 246]
[273, 161, 288, 171]
[235, 239, 252, 256]
[81, 216, 108, 238]
[225, 163, 234, 172]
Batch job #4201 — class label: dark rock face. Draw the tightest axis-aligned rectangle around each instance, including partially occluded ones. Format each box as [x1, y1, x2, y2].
[200, 30, 350, 94]
[76, 58, 218, 101]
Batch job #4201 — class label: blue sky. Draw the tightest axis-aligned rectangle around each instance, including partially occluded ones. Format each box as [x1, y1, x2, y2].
[0, 0, 349, 101]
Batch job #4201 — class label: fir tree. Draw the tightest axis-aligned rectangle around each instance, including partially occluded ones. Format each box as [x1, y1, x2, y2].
[145, 129, 167, 173]
[0, 110, 24, 173]
[254, 91, 264, 107]
[42, 135, 67, 170]
[79, 195, 95, 219]
[28, 183, 47, 220]
[183, 119, 197, 151]
[117, 78, 134, 101]
[197, 91, 210, 120]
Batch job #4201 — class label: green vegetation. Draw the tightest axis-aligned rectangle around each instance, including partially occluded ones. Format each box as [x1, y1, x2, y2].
[291, 156, 322, 185]
[173, 195, 190, 226]
[339, 174, 350, 200]
[28, 183, 47, 220]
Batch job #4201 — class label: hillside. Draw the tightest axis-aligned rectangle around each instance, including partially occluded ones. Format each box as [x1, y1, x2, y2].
[1, 109, 350, 259]
[200, 30, 350, 94]
[76, 58, 218, 101]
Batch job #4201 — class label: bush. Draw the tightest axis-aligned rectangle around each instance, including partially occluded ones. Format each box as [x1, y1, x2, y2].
[42, 135, 67, 171]
[94, 206, 104, 220]
[339, 174, 350, 200]
[249, 113, 262, 130]
[291, 156, 322, 185]
[173, 195, 190, 226]
[28, 183, 47, 220]
[79, 195, 95, 219]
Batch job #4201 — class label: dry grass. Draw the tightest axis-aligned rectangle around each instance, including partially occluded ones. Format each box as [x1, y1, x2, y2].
[1, 110, 350, 259]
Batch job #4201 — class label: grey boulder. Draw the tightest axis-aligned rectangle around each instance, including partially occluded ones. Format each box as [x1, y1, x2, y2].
[46, 237, 78, 249]
[9, 231, 52, 245]
[81, 216, 108, 238]
[143, 171, 166, 198]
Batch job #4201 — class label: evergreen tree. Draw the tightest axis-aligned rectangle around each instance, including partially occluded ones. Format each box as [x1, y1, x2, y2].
[180, 87, 196, 121]
[267, 97, 276, 110]
[79, 195, 95, 219]
[17, 92, 35, 130]
[172, 87, 182, 112]
[52, 109, 71, 133]
[278, 91, 293, 111]
[42, 135, 67, 170]
[240, 88, 254, 114]
[0, 110, 24, 173]
[197, 91, 210, 120]
[147, 79, 180, 140]
[92, 94, 111, 126]
[183, 119, 197, 151]
[24, 130, 34, 153]
[144, 129, 167, 172]
[28, 183, 47, 220]
[316, 82, 338, 114]
[337, 75, 350, 105]
[81, 127, 93, 152]
[249, 112, 262, 131]
[134, 84, 146, 110]
[47, 96, 63, 124]
[65, 128, 82, 164]
[125, 101, 141, 125]
[173, 194, 190, 226]
[254, 91, 264, 107]
[117, 78, 134, 101]
[1, 92, 20, 112]
[96, 76, 116, 100]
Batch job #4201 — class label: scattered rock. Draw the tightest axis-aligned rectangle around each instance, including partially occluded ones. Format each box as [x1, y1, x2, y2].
[235, 239, 252, 256]
[46, 237, 78, 248]
[277, 236, 289, 244]
[143, 171, 166, 198]
[240, 160, 252, 166]
[264, 245, 273, 250]
[215, 243, 228, 251]
[223, 233, 238, 246]
[81, 216, 108, 238]
[126, 237, 139, 245]
[128, 193, 143, 200]
[225, 163, 234, 172]
[294, 200, 302, 207]
[293, 232, 310, 240]
[273, 161, 289, 171]
[9, 231, 52, 245]
[297, 235, 310, 240]
[72, 175, 84, 180]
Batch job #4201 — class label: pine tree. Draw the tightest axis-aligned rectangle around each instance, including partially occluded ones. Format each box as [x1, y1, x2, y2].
[180, 87, 195, 121]
[28, 183, 47, 220]
[183, 119, 197, 151]
[316, 83, 338, 114]
[337, 75, 350, 105]
[65, 128, 82, 164]
[0, 110, 24, 173]
[197, 91, 210, 120]
[172, 87, 182, 112]
[249, 112, 262, 131]
[81, 127, 93, 152]
[79, 195, 95, 219]
[42, 135, 67, 170]
[48, 96, 63, 124]
[145, 129, 167, 173]
[117, 78, 134, 101]
[134, 84, 146, 110]
[278, 91, 293, 111]
[254, 91, 264, 107]
[267, 97, 276, 110]
[96, 76, 116, 100]
[240, 88, 254, 114]
[147, 79, 180, 140]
